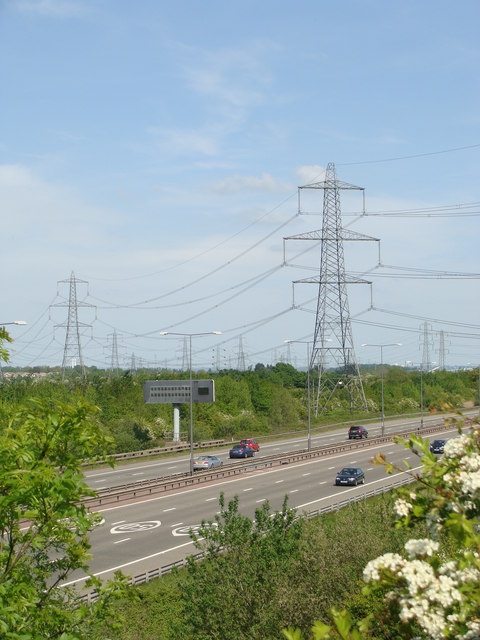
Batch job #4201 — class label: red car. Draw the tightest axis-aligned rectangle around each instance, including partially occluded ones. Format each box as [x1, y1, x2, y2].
[240, 438, 259, 452]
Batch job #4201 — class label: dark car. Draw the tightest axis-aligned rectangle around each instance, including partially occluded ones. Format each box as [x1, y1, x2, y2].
[348, 425, 368, 439]
[335, 467, 365, 486]
[229, 444, 255, 459]
[193, 455, 223, 471]
[429, 439, 446, 454]
[240, 438, 260, 452]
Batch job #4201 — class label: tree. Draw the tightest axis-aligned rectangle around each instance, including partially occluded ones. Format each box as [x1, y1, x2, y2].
[0, 398, 129, 639]
[177, 493, 304, 640]
[284, 414, 480, 640]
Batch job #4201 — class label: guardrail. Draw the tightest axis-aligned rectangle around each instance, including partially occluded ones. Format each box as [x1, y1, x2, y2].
[82, 419, 459, 509]
[82, 439, 225, 466]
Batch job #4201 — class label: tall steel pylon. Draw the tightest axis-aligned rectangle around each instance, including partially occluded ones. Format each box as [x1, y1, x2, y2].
[286, 163, 379, 415]
[51, 271, 95, 378]
[237, 336, 246, 371]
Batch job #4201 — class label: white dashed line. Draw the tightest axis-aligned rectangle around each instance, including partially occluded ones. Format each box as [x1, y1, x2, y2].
[111, 520, 126, 525]
[302, 473, 311, 477]
[256, 498, 267, 503]
[243, 488, 253, 492]
[163, 508, 176, 512]
[113, 538, 130, 544]
[275, 480, 284, 484]
[290, 489, 299, 494]
[205, 497, 217, 502]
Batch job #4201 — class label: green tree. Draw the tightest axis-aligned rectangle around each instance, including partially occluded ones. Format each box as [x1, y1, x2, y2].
[0, 398, 129, 639]
[177, 493, 304, 640]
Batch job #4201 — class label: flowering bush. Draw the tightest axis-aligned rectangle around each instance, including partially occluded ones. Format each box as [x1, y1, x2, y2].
[284, 416, 480, 640]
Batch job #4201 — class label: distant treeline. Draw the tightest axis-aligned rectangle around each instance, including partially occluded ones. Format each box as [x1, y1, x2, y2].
[0, 363, 478, 453]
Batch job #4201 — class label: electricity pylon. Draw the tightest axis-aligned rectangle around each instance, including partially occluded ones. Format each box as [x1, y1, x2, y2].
[51, 271, 95, 378]
[420, 322, 434, 371]
[285, 163, 379, 415]
[237, 336, 246, 371]
[110, 329, 120, 376]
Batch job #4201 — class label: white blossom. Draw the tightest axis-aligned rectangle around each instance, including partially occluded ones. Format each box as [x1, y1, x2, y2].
[363, 553, 404, 582]
[404, 538, 439, 558]
[443, 434, 469, 459]
[394, 498, 413, 517]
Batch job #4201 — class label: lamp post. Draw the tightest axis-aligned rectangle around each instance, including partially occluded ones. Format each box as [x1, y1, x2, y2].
[159, 330, 221, 475]
[285, 340, 312, 451]
[0, 321, 27, 381]
[361, 342, 402, 437]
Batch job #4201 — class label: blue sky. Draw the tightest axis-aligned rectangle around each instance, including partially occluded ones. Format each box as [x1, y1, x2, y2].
[1, 0, 479, 371]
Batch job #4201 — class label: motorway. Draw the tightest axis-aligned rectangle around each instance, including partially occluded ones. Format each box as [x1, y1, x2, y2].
[83, 412, 459, 490]
[61, 414, 469, 591]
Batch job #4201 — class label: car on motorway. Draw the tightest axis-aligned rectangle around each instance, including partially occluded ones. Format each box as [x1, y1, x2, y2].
[240, 438, 260, 451]
[348, 425, 368, 439]
[229, 444, 255, 459]
[429, 439, 446, 455]
[193, 455, 223, 471]
[335, 467, 365, 486]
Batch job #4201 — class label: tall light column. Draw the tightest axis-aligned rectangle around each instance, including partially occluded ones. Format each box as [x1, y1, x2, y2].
[361, 343, 402, 436]
[159, 331, 221, 475]
[285, 340, 312, 451]
[0, 321, 27, 380]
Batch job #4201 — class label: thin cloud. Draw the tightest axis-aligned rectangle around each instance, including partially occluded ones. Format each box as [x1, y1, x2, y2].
[212, 173, 292, 194]
[10, 0, 87, 17]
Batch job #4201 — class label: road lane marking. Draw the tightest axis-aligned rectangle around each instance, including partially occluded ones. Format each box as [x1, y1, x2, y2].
[110, 521, 161, 534]
[275, 480, 284, 484]
[205, 497, 217, 502]
[243, 487, 253, 492]
[60, 539, 198, 586]
[163, 507, 176, 512]
[113, 538, 130, 544]
[96, 440, 425, 513]
[256, 498, 267, 503]
[296, 464, 423, 511]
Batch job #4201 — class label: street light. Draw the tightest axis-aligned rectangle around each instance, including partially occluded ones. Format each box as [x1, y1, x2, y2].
[0, 321, 27, 381]
[361, 342, 402, 436]
[159, 330, 222, 475]
[1, 321, 27, 326]
[285, 339, 312, 451]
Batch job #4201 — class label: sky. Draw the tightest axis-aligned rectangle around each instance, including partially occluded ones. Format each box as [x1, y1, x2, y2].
[1, 0, 480, 372]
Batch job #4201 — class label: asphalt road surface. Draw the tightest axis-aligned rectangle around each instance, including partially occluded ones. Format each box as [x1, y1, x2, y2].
[62, 422, 461, 590]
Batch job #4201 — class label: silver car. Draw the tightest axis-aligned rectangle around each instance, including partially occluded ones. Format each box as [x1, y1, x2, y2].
[193, 455, 223, 471]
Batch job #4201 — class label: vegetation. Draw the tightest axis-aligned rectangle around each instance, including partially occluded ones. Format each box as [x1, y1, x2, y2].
[0, 329, 130, 639]
[1, 363, 478, 455]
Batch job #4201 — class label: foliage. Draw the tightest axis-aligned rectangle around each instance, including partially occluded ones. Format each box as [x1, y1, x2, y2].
[176, 493, 304, 640]
[0, 398, 130, 639]
[0, 365, 478, 454]
[283, 414, 480, 639]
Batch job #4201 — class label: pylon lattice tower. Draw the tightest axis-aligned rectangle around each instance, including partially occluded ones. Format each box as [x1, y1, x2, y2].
[51, 271, 95, 378]
[286, 162, 378, 415]
[420, 322, 434, 371]
[438, 330, 447, 371]
[110, 329, 120, 375]
[182, 337, 189, 371]
[237, 336, 246, 371]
